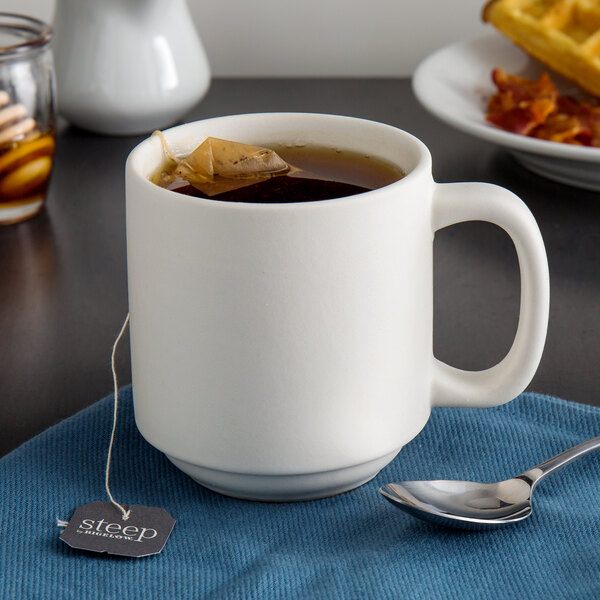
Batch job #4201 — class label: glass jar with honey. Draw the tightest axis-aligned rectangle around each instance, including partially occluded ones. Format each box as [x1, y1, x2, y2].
[0, 13, 55, 225]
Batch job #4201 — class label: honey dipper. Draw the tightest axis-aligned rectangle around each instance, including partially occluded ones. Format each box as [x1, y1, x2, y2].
[0, 90, 54, 209]
[0, 90, 36, 145]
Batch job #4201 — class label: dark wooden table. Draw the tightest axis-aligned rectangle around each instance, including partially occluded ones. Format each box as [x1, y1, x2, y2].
[2, 79, 599, 457]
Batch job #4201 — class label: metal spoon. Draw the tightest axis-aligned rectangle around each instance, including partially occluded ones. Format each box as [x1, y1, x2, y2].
[380, 435, 600, 529]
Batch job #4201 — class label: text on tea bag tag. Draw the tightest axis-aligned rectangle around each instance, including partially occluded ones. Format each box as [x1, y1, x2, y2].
[60, 502, 175, 558]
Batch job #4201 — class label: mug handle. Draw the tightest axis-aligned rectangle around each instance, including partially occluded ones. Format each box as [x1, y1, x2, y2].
[431, 182, 550, 407]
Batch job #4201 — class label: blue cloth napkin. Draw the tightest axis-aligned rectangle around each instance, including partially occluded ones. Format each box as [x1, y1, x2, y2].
[2, 386, 599, 600]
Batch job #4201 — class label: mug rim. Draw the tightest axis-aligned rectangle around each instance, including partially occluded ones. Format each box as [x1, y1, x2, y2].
[126, 112, 432, 210]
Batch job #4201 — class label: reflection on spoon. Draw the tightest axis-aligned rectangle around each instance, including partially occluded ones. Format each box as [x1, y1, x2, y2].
[380, 436, 600, 530]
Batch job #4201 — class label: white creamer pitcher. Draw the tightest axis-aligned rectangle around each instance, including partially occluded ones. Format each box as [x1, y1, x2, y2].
[53, 0, 210, 135]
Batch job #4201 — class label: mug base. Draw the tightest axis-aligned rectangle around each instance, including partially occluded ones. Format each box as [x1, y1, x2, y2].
[166, 448, 401, 502]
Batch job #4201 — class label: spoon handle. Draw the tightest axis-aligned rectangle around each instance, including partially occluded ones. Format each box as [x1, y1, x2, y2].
[522, 435, 600, 485]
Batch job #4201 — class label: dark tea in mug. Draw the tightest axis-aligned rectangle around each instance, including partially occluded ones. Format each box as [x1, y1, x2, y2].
[166, 145, 404, 203]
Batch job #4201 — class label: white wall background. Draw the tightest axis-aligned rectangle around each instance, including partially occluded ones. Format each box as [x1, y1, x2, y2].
[4, 0, 489, 76]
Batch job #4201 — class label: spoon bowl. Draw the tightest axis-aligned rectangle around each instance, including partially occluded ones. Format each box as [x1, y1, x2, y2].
[380, 435, 600, 529]
[380, 479, 533, 529]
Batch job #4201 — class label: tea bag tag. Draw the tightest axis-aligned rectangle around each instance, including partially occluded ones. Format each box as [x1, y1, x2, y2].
[60, 502, 174, 558]
[58, 315, 175, 558]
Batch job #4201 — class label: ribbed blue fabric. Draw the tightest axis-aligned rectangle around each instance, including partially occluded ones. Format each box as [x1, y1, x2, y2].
[1, 386, 599, 599]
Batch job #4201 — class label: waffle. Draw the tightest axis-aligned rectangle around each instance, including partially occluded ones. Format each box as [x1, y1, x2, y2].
[483, 0, 600, 97]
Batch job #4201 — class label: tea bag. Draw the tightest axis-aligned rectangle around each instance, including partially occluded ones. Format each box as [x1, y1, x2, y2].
[152, 131, 303, 196]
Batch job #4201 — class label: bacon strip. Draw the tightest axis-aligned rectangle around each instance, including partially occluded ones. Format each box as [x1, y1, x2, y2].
[486, 69, 600, 147]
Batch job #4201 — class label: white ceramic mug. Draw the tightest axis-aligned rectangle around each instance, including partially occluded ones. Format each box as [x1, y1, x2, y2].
[126, 113, 549, 501]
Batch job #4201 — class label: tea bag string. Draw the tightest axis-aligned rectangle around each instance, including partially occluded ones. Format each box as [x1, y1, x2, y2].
[106, 313, 131, 521]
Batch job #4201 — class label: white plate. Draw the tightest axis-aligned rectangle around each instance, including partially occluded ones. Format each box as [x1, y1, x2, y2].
[413, 33, 600, 191]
